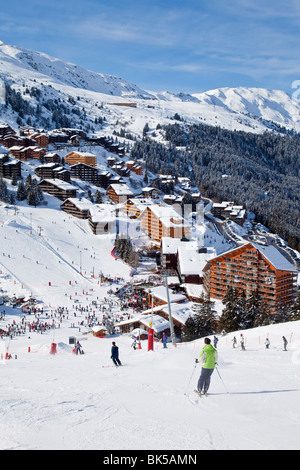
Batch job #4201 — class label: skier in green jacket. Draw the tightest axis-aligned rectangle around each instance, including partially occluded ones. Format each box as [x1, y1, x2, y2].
[196, 337, 218, 396]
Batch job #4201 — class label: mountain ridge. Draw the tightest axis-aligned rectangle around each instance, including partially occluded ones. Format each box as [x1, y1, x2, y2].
[0, 40, 300, 135]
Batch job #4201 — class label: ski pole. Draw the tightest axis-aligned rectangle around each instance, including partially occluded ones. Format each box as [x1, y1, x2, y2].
[184, 360, 198, 395]
[215, 366, 230, 394]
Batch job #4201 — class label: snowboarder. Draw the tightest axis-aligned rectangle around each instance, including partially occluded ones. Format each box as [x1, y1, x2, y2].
[282, 336, 288, 351]
[131, 339, 137, 350]
[196, 338, 218, 396]
[265, 338, 270, 349]
[111, 341, 122, 366]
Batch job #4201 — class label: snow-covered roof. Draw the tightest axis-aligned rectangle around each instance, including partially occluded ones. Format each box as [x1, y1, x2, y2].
[89, 203, 121, 223]
[61, 197, 93, 211]
[207, 242, 297, 273]
[252, 243, 298, 272]
[140, 314, 170, 333]
[177, 244, 214, 275]
[40, 179, 77, 191]
[109, 184, 133, 196]
[147, 205, 187, 228]
[149, 285, 186, 303]
[160, 302, 194, 326]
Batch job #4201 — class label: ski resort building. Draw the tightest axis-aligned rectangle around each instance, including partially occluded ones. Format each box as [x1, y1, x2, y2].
[65, 151, 97, 168]
[140, 205, 190, 244]
[211, 201, 247, 226]
[88, 204, 120, 235]
[107, 183, 133, 204]
[61, 197, 93, 219]
[0, 154, 22, 180]
[70, 162, 101, 185]
[123, 198, 152, 219]
[202, 242, 298, 312]
[38, 179, 77, 201]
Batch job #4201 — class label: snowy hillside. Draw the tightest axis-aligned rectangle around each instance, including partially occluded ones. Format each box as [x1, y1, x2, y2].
[0, 40, 154, 99]
[0, 191, 300, 450]
[1, 287, 300, 450]
[0, 40, 300, 135]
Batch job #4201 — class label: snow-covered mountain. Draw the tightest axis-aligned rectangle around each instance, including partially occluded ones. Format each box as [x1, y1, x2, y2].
[0, 40, 154, 99]
[0, 40, 300, 135]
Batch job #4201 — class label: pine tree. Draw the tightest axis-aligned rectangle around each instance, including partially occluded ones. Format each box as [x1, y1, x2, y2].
[0, 178, 9, 202]
[289, 292, 300, 321]
[11, 172, 18, 186]
[193, 294, 218, 338]
[95, 190, 102, 204]
[182, 316, 198, 342]
[253, 297, 271, 327]
[218, 286, 241, 333]
[238, 289, 255, 329]
[16, 181, 27, 201]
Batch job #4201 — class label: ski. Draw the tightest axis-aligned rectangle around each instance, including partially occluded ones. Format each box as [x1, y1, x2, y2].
[194, 389, 208, 397]
[102, 364, 125, 368]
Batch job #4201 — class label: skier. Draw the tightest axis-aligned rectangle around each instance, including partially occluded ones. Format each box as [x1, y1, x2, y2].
[213, 336, 218, 349]
[282, 336, 288, 351]
[163, 333, 167, 349]
[111, 341, 122, 366]
[195, 338, 218, 396]
[131, 339, 137, 350]
[76, 341, 82, 355]
[232, 336, 237, 348]
[265, 338, 270, 349]
[240, 334, 246, 350]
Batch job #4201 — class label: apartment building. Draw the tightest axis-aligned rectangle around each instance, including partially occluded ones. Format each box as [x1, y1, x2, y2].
[203, 242, 298, 312]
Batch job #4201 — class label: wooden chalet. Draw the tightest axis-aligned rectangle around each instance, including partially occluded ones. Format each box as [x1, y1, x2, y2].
[142, 187, 160, 199]
[98, 171, 113, 189]
[44, 152, 60, 163]
[126, 160, 143, 175]
[38, 179, 77, 201]
[107, 183, 133, 204]
[29, 133, 49, 147]
[70, 162, 100, 184]
[10, 146, 47, 161]
[0, 155, 22, 180]
[65, 151, 97, 168]
[61, 198, 92, 219]
[203, 242, 298, 313]
[0, 124, 16, 138]
[35, 163, 62, 179]
[211, 201, 246, 226]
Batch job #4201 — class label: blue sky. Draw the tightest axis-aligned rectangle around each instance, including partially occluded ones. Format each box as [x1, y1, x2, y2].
[0, 0, 299, 94]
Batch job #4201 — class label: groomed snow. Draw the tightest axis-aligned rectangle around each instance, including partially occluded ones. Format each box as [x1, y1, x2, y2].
[0, 192, 299, 451]
[1, 313, 300, 450]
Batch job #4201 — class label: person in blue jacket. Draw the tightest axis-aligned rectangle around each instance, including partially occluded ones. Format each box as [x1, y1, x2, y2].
[111, 341, 122, 366]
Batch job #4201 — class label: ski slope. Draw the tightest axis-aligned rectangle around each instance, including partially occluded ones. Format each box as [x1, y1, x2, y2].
[0, 193, 300, 450]
[1, 313, 300, 450]
[0, 196, 131, 308]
